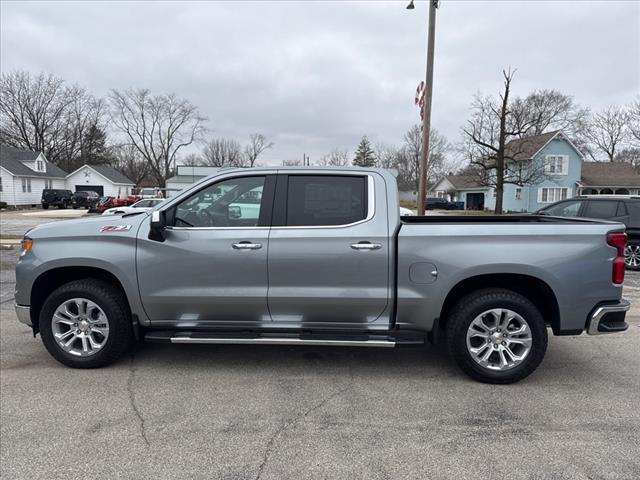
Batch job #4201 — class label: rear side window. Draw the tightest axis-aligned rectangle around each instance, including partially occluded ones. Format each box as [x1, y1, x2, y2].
[286, 175, 367, 226]
[584, 201, 619, 219]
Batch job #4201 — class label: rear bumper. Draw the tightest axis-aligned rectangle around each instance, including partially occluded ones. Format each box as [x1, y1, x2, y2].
[587, 299, 630, 335]
[15, 305, 32, 327]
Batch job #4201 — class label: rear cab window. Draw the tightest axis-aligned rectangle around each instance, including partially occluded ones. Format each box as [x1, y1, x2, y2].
[284, 175, 368, 227]
[584, 201, 620, 219]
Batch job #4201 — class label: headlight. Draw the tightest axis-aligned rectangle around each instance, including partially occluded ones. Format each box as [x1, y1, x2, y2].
[20, 237, 33, 257]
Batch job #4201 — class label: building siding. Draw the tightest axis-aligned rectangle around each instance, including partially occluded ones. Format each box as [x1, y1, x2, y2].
[66, 166, 133, 198]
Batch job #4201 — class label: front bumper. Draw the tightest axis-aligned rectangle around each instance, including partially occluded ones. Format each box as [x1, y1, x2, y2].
[587, 299, 630, 335]
[15, 305, 32, 327]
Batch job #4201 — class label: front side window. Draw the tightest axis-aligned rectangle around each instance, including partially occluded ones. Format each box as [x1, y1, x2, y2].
[543, 200, 582, 217]
[173, 176, 266, 228]
[286, 175, 366, 226]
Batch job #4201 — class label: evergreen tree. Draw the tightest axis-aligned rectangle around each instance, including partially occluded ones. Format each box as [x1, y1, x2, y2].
[82, 125, 108, 164]
[352, 136, 376, 167]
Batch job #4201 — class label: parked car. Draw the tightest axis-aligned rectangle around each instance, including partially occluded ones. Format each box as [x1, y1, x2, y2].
[15, 168, 629, 384]
[72, 191, 100, 210]
[102, 198, 165, 215]
[400, 206, 415, 216]
[94, 195, 142, 214]
[41, 189, 73, 209]
[536, 195, 640, 270]
[426, 197, 459, 210]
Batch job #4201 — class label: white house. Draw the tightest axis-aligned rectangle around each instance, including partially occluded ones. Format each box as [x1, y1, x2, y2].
[65, 164, 135, 198]
[0, 144, 67, 206]
[1, 144, 136, 207]
[166, 165, 221, 197]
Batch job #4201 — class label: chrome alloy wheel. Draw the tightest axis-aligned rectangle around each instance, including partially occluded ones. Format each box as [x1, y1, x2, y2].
[625, 244, 640, 268]
[51, 298, 110, 357]
[466, 308, 533, 371]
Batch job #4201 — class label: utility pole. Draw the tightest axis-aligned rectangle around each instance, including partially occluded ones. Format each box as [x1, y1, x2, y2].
[409, 0, 439, 216]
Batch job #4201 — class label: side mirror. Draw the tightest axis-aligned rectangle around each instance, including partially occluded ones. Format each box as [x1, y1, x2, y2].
[228, 205, 241, 219]
[149, 210, 167, 241]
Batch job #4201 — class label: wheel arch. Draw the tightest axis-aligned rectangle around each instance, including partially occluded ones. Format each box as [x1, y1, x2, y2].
[439, 273, 561, 335]
[30, 266, 132, 333]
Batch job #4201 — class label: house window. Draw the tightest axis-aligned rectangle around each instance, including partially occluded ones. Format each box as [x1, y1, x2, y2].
[544, 155, 568, 175]
[0, 177, 3, 192]
[21, 178, 26, 193]
[44, 179, 53, 189]
[515, 187, 522, 200]
[27, 178, 31, 193]
[37, 160, 44, 172]
[538, 187, 569, 203]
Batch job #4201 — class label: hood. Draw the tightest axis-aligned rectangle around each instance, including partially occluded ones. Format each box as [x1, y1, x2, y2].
[25, 212, 149, 240]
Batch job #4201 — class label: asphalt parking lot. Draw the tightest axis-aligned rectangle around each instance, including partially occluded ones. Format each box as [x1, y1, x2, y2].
[1, 213, 639, 479]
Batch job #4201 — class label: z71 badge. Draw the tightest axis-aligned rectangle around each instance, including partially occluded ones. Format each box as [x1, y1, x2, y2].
[100, 225, 132, 233]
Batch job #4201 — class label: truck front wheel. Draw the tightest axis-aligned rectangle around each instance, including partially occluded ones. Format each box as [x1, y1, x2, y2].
[39, 279, 132, 368]
[446, 288, 547, 384]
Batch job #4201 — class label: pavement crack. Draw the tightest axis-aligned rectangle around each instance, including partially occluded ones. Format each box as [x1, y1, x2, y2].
[127, 354, 149, 447]
[254, 364, 353, 480]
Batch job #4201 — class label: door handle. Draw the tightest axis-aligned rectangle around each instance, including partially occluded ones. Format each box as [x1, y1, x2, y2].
[350, 242, 382, 251]
[232, 242, 262, 250]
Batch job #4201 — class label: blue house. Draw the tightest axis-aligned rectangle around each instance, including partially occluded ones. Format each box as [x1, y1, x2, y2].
[430, 131, 640, 212]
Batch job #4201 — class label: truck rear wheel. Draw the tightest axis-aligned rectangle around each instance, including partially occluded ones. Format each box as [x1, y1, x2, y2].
[446, 288, 547, 384]
[39, 279, 132, 368]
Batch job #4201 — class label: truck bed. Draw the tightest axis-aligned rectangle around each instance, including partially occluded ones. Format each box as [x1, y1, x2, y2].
[401, 214, 614, 225]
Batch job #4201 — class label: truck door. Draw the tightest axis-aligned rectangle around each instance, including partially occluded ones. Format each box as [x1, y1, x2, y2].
[267, 173, 390, 327]
[136, 174, 275, 326]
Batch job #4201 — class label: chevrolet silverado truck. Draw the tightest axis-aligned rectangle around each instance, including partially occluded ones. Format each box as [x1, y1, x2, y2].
[15, 168, 631, 383]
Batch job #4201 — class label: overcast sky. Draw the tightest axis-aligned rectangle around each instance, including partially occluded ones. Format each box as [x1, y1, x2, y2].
[1, 0, 638, 165]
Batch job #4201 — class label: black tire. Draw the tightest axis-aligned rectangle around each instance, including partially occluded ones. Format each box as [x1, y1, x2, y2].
[446, 288, 548, 384]
[625, 240, 640, 271]
[42, 204, 49, 210]
[39, 279, 132, 368]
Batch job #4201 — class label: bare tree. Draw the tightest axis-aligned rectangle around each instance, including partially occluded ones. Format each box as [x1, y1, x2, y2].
[615, 147, 640, 172]
[202, 137, 243, 167]
[584, 105, 630, 162]
[109, 89, 206, 187]
[462, 69, 558, 213]
[318, 148, 350, 166]
[628, 97, 640, 143]
[0, 71, 104, 168]
[510, 89, 588, 140]
[181, 152, 204, 166]
[108, 143, 148, 185]
[402, 125, 448, 192]
[243, 133, 273, 167]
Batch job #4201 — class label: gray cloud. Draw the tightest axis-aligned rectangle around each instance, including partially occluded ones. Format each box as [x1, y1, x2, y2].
[2, 0, 638, 165]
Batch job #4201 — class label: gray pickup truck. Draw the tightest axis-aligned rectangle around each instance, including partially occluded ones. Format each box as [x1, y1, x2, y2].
[15, 168, 631, 383]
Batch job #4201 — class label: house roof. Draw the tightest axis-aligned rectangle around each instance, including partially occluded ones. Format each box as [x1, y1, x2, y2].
[441, 175, 485, 190]
[504, 130, 563, 161]
[67, 164, 135, 185]
[580, 162, 640, 187]
[89, 164, 135, 185]
[0, 144, 67, 178]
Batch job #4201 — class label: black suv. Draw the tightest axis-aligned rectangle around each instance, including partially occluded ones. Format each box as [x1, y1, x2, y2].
[41, 189, 73, 209]
[426, 197, 459, 210]
[537, 196, 640, 270]
[72, 190, 100, 209]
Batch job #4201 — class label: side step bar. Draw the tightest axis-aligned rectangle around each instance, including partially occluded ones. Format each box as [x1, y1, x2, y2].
[145, 331, 425, 347]
[171, 336, 395, 347]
